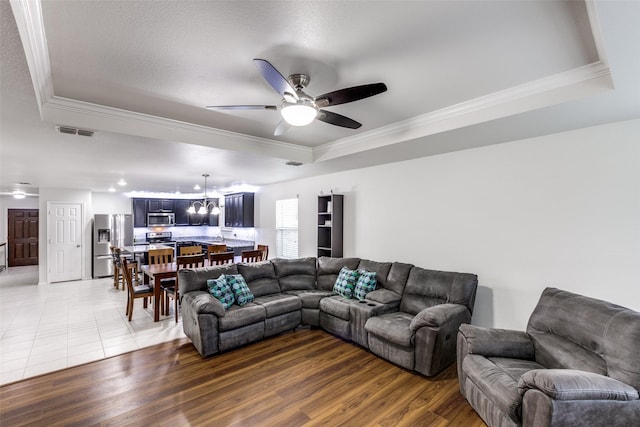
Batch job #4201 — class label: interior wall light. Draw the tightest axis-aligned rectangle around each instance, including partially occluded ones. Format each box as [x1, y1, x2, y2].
[187, 174, 221, 216]
[281, 99, 318, 126]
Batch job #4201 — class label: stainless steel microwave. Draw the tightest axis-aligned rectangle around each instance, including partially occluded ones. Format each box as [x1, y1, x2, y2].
[147, 212, 175, 226]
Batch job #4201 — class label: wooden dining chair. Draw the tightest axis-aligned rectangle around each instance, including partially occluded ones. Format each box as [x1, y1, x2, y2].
[179, 245, 202, 256]
[111, 246, 139, 290]
[209, 251, 235, 265]
[148, 248, 174, 265]
[148, 247, 175, 315]
[163, 254, 205, 322]
[257, 244, 269, 261]
[123, 258, 154, 321]
[207, 244, 227, 254]
[110, 246, 124, 290]
[241, 249, 264, 263]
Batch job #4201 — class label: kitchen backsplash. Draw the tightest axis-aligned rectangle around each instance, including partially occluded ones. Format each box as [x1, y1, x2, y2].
[133, 226, 255, 242]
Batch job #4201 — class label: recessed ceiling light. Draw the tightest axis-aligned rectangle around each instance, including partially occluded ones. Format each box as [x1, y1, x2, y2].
[117, 179, 127, 186]
[194, 184, 201, 190]
[108, 187, 116, 192]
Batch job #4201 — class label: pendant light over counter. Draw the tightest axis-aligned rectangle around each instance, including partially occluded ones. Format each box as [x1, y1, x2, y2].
[187, 174, 221, 215]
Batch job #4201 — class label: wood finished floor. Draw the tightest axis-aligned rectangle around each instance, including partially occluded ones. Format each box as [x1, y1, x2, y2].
[0, 329, 486, 426]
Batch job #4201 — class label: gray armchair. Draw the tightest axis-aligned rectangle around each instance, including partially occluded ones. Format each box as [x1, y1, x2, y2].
[457, 287, 640, 427]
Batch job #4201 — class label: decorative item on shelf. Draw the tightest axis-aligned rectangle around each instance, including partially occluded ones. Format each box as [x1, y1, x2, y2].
[187, 174, 221, 215]
[326, 201, 332, 212]
[324, 220, 332, 226]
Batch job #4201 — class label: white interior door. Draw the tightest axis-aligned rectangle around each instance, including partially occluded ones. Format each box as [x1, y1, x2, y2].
[48, 203, 83, 283]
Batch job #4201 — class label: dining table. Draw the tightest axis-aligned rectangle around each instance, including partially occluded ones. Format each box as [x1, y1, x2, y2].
[141, 260, 210, 322]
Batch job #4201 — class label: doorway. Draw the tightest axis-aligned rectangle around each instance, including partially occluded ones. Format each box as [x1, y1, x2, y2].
[8, 209, 39, 267]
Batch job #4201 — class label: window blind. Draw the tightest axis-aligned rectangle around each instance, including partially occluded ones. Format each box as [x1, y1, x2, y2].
[276, 198, 298, 259]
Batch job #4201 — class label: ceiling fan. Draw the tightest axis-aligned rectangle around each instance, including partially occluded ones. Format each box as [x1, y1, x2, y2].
[206, 59, 387, 136]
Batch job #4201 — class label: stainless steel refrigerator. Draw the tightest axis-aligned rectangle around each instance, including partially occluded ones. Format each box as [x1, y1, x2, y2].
[93, 214, 133, 278]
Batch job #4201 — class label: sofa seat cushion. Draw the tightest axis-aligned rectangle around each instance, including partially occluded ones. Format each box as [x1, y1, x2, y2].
[218, 303, 266, 332]
[364, 312, 414, 347]
[463, 354, 544, 423]
[366, 288, 401, 306]
[253, 293, 302, 318]
[284, 289, 335, 309]
[320, 295, 360, 320]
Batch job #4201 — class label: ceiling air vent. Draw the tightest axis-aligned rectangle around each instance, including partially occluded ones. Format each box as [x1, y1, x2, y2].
[285, 161, 303, 166]
[55, 125, 94, 137]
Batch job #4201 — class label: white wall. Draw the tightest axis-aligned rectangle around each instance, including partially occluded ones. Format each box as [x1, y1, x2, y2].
[92, 192, 132, 214]
[38, 188, 93, 284]
[257, 119, 640, 330]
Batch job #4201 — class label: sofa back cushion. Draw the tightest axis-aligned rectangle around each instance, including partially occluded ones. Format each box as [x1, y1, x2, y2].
[399, 267, 478, 316]
[237, 261, 280, 297]
[178, 264, 239, 295]
[317, 257, 361, 291]
[357, 259, 392, 288]
[527, 287, 640, 390]
[272, 257, 317, 291]
[386, 262, 413, 296]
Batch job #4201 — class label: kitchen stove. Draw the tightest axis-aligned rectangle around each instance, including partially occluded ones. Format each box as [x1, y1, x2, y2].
[146, 231, 173, 243]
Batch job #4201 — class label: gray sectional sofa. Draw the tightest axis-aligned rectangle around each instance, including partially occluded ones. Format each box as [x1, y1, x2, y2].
[457, 287, 640, 427]
[179, 256, 478, 376]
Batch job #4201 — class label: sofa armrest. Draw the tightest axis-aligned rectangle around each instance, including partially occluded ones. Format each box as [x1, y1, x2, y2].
[518, 369, 639, 401]
[409, 303, 468, 332]
[458, 323, 535, 359]
[182, 291, 226, 317]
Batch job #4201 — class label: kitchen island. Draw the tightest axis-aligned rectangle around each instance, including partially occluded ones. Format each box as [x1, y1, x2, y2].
[174, 236, 255, 256]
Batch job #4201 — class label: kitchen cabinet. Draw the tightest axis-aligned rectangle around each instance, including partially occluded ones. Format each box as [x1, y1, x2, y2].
[317, 194, 343, 258]
[224, 193, 254, 227]
[147, 199, 175, 213]
[174, 200, 191, 225]
[132, 199, 147, 227]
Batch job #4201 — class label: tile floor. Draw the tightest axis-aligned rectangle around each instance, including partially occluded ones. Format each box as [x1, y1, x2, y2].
[0, 265, 186, 385]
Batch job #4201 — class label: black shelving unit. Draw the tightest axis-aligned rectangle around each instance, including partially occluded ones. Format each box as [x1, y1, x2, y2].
[317, 194, 343, 258]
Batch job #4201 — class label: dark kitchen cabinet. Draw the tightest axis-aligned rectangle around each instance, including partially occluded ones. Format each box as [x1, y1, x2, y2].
[132, 198, 147, 227]
[174, 200, 191, 225]
[317, 194, 343, 258]
[208, 200, 220, 226]
[224, 193, 254, 227]
[147, 199, 174, 213]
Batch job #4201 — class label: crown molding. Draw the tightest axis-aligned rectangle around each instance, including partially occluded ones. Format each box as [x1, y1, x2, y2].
[42, 95, 313, 163]
[10, 0, 53, 117]
[312, 61, 612, 162]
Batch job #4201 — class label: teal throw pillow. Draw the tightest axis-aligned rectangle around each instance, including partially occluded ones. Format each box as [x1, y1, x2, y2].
[226, 274, 254, 306]
[207, 274, 235, 309]
[333, 266, 359, 299]
[354, 269, 377, 300]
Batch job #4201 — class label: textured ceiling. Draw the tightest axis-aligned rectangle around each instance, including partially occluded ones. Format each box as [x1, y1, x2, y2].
[1, 0, 639, 197]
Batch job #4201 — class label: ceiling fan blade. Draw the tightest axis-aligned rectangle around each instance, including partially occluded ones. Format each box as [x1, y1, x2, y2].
[317, 110, 362, 129]
[315, 83, 387, 107]
[253, 59, 299, 100]
[205, 105, 277, 110]
[274, 120, 291, 136]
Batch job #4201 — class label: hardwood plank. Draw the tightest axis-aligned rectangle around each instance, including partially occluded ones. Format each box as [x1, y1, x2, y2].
[0, 329, 486, 426]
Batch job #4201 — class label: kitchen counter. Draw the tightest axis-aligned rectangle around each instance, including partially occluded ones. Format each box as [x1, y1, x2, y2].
[121, 244, 174, 254]
[175, 236, 255, 248]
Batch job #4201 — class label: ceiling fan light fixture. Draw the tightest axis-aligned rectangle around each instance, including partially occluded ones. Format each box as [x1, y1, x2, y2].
[281, 100, 317, 126]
